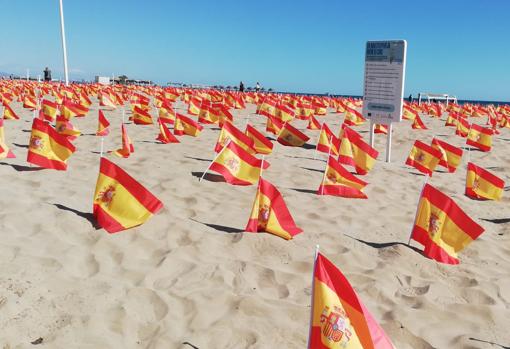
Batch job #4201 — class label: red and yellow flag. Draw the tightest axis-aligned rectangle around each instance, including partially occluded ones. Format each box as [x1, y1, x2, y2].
[318, 157, 368, 198]
[132, 106, 154, 125]
[402, 105, 418, 120]
[344, 106, 366, 126]
[209, 142, 270, 186]
[113, 124, 135, 158]
[187, 97, 202, 115]
[215, 121, 255, 153]
[96, 110, 110, 136]
[266, 115, 284, 135]
[99, 91, 117, 109]
[307, 115, 322, 130]
[174, 113, 203, 137]
[27, 118, 76, 170]
[0, 119, 15, 159]
[338, 126, 378, 175]
[309, 252, 395, 349]
[93, 157, 163, 233]
[411, 184, 485, 264]
[316, 124, 340, 155]
[41, 99, 58, 122]
[374, 124, 388, 134]
[245, 177, 302, 240]
[431, 138, 462, 173]
[465, 162, 504, 200]
[466, 124, 492, 152]
[158, 101, 176, 124]
[411, 114, 427, 130]
[61, 99, 88, 119]
[23, 95, 37, 110]
[245, 124, 273, 155]
[405, 140, 441, 176]
[455, 117, 470, 137]
[55, 115, 81, 140]
[277, 122, 310, 147]
[2, 104, 19, 120]
[156, 118, 179, 144]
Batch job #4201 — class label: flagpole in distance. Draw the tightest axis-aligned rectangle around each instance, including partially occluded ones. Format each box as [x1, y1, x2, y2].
[306, 244, 320, 349]
[407, 175, 429, 246]
[58, 0, 69, 86]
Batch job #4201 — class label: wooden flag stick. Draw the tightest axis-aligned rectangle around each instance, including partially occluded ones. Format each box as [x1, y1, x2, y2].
[320, 136, 333, 195]
[306, 244, 320, 349]
[407, 175, 429, 246]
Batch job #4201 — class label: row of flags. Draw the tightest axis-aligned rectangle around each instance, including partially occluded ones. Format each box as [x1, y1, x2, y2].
[0, 79, 508, 348]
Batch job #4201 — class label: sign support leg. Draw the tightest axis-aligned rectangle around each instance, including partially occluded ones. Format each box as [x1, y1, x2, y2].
[386, 123, 392, 163]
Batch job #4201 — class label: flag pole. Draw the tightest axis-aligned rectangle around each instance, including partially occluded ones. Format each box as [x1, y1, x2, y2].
[58, 0, 69, 86]
[199, 140, 232, 182]
[313, 123, 324, 160]
[320, 136, 333, 195]
[100, 137, 104, 158]
[306, 244, 320, 349]
[407, 175, 429, 245]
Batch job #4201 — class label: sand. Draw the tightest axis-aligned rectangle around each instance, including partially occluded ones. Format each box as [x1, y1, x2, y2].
[0, 99, 509, 349]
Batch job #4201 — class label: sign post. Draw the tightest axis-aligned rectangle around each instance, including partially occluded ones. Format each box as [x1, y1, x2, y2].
[362, 40, 407, 162]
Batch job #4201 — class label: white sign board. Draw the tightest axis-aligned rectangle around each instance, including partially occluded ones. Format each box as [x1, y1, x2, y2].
[362, 40, 407, 125]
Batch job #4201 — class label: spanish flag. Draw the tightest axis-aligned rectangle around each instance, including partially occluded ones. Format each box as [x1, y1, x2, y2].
[99, 91, 117, 109]
[445, 113, 458, 127]
[96, 110, 110, 136]
[215, 121, 255, 153]
[275, 103, 295, 122]
[41, 99, 58, 122]
[318, 157, 368, 198]
[27, 118, 76, 170]
[55, 115, 81, 140]
[113, 124, 134, 158]
[455, 117, 470, 138]
[23, 95, 37, 110]
[402, 105, 418, 120]
[2, 104, 19, 120]
[174, 113, 203, 137]
[132, 106, 154, 125]
[466, 124, 492, 152]
[465, 162, 504, 200]
[158, 102, 176, 124]
[338, 126, 378, 175]
[209, 142, 270, 186]
[309, 251, 395, 349]
[431, 138, 462, 173]
[93, 157, 163, 233]
[188, 97, 202, 115]
[344, 106, 366, 126]
[316, 124, 340, 155]
[266, 115, 284, 135]
[307, 115, 322, 130]
[0, 119, 15, 159]
[374, 124, 388, 134]
[61, 99, 88, 119]
[405, 140, 442, 176]
[245, 124, 273, 155]
[245, 177, 302, 240]
[258, 98, 278, 118]
[277, 122, 310, 147]
[411, 114, 427, 130]
[411, 184, 485, 264]
[198, 103, 220, 124]
[156, 118, 180, 144]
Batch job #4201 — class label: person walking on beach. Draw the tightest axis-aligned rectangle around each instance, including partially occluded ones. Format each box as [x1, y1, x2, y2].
[255, 82, 261, 92]
[239, 81, 244, 92]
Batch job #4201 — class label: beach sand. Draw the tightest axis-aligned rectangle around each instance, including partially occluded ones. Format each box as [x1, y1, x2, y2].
[0, 100, 509, 348]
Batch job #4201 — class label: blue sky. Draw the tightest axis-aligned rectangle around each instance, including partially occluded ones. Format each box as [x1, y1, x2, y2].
[1, 0, 509, 101]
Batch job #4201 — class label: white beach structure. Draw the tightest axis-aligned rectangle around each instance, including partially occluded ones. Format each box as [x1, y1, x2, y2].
[417, 92, 457, 105]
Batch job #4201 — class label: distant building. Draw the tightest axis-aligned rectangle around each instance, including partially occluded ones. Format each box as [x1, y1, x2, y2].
[95, 76, 111, 85]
